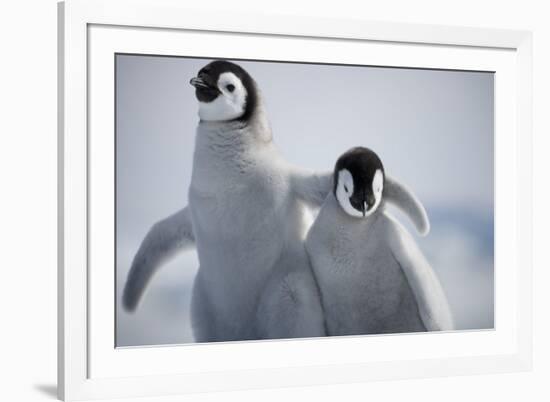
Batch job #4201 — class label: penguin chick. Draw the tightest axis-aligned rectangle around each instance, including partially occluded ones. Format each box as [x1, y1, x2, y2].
[126, 60, 326, 341]
[306, 147, 453, 336]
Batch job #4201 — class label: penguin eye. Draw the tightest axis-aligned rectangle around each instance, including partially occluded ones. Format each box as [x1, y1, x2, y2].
[344, 185, 349, 193]
[226, 84, 235, 92]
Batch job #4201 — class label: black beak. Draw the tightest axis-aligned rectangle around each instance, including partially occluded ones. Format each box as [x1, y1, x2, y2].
[361, 194, 375, 217]
[190, 73, 220, 102]
[190, 76, 210, 89]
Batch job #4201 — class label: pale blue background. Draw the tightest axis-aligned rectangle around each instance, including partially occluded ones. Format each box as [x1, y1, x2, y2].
[116, 55, 494, 346]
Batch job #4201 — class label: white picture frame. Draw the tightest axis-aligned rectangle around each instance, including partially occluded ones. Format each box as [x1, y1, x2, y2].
[58, 0, 533, 400]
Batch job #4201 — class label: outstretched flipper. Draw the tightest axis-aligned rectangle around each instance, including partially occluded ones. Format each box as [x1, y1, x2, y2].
[290, 167, 430, 236]
[122, 207, 195, 312]
[386, 214, 453, 331]
[289, 168, 333, 207]
[384, 175, 430, 236]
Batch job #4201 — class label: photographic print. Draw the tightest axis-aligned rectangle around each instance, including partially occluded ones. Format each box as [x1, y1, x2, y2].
[115, 55, 494, 347]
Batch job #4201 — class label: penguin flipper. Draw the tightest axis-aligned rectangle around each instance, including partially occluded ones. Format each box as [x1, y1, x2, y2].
[386, 216, 454, 331]
[289, 168, 333, 207]
[384, 175, 430, 236]
[122, 207, 195, 312]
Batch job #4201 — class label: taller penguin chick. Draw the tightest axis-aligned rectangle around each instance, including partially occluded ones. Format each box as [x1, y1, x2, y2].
[125, 60, 328, 341]
[306, 147, 453, 336]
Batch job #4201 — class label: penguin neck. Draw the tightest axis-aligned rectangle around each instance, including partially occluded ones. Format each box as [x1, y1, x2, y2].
[193, 95, 277, 180]
[197, 90, 273, 147]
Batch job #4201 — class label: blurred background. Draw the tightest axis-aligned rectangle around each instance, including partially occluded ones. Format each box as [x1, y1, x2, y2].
[115, 55, 494, 347]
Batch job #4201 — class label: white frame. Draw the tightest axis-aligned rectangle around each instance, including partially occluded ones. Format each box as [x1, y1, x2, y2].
[58, 0, 533, 400]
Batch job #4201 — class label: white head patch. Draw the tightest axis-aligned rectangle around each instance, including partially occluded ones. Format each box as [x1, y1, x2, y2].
[370, 169, 384, 214]
[336, 168, 384, 218]
[198, 72, 248, 121]
[336, 169, 361, 218]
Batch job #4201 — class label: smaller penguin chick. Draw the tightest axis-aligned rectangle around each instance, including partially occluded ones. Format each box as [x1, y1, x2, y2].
[306, 146, 453, 336]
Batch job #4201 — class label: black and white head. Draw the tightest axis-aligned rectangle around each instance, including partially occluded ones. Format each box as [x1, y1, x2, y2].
[334, 147, 385, 218]
[189, 60, 258, 122]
